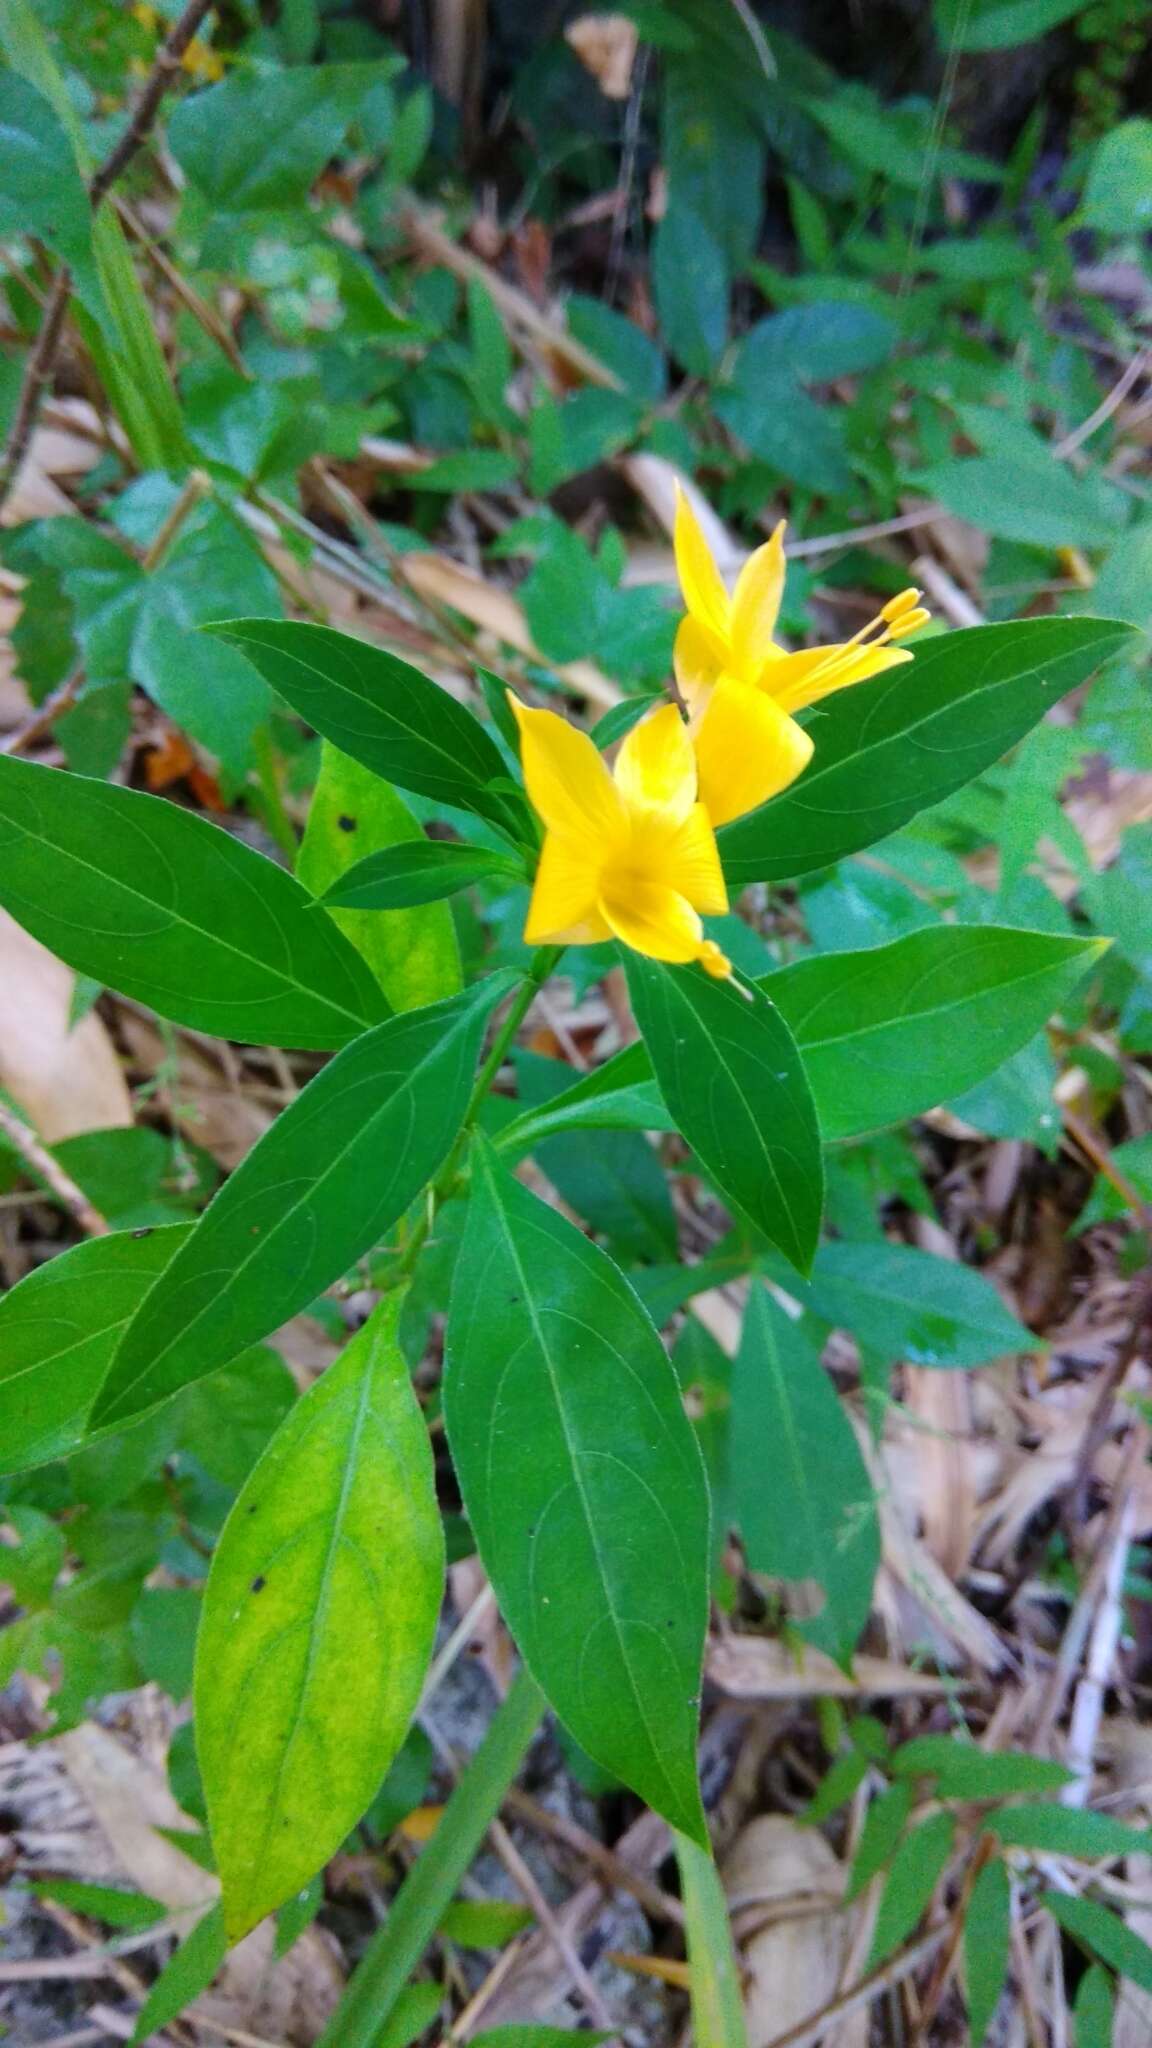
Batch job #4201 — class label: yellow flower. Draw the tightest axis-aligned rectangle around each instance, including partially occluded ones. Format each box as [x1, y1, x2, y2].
[673, 487, 930, 827]
[510, 695, 732, 978]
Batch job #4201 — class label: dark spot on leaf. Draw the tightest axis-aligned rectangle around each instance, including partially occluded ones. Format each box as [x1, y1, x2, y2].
[338, 814, 357, 833]
[251, 1575, 266, 1593]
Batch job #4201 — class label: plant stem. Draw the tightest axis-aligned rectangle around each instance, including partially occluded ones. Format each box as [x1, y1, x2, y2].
[383, 946, 561, 1290]
[317, 1666, 545, 2048]
[252, 726, 299, 861]
[463, 946, 562, 1125]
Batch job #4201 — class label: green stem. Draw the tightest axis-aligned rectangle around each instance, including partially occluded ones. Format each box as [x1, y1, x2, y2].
[463, 945, 562, 1123]
[317, 1667, 545, 2048]
[252, 725, 298, 862]
[383, 946, 562, 1290]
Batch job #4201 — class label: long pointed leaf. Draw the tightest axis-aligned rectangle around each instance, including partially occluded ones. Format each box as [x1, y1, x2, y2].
[93, 977, 511, 1428]
[445, 1138, 710, 1840]
[197, 1294, 443, 1941]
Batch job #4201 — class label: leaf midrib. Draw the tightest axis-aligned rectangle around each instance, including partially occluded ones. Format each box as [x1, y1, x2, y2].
[100, 1001, 480, 1422]
[219, 628, 518, 828]
[723, 622, 1126, 838]
[478, 1149, 689, 1823]
[1, 797, 375, 1036]
[780, 949, 1090, 1055]
[656, 972, 816, 1263]
[243, 1352, 378, 1911]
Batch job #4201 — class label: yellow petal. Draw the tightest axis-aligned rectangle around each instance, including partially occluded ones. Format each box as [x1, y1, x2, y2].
[673, 484, 730, 641]
[525, 832, 612, 945]
[509, 696, 625, 848]
[600, 879, 705, 965]
[731, 520, 786, 673]
[691, 676, 813, 828]
[614, 703, 697, 825]
[663, 802, 728, 916]
[770, 642, 913, 715]
[673, 614, 727, 708]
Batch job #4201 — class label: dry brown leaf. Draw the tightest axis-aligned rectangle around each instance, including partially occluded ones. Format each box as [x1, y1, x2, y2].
[56, 1724, 344, 2044]
[905, 1219, 977, 1578]
[0, 910, 132, 1140]
[723, 1816, 866, 2048]
[564, 13, 639, 99]
[618, 452, 743, 572]
[117, 1009, 272, 1170]
[706, 1635, 957, 1700]
[1066, 768, 1152, 873]
[401, 552, 621, 711]
[55, 1722, 216, 1915]
[196, 1915, 345, 2047]
[854, 1416, 1006, 1672]
[1099, 1723, 1152, 2048]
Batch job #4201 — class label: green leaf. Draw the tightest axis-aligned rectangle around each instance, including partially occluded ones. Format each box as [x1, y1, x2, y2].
[80, 209, 188, 471]
[168, 64, 370, 213]
[197, 1295, 443, 1942]
[93, 977, 511, 1429]
[0, 754, 388, 1049]
[676, 1832, 750, 2048]
[0, 1225, 191, 1474]
[321, 837, 525, 909]
[1073, 1964, 1116, 2048]
[1045, 1890, 1152, 1997]
[207, 620, 530, 845]
[297, 743, 462, 1012]
[130, 1587, 199, 1701]
[715, 373, 852, 497]
[439, 1900, 534, 1949]
[373, 1984, 447, 2048]
[512, 1050, 677, 1264]
[1077, 1134, 1152, 1228]
[718, 619, 1134, 887]
[847, 1782, 912, 1901]
[471, 2032, 613, 2048]
[869, 1812, 955, 1965]
[567, 295, 665, 400]
[807, 1241, 1037, 1368]
[652, 204, 728, 376]
[130, 1903, 225, 2042]
[732, 1286, 877, 1659]
[1, 1507, 65, 1608]
[30, 1879, 166, 1932]
[936, 0, 1086, 49]
[893, 1737, 1073, 1798]
[130, 508, 280, 777]
[965, 1856, 1011, 2046]
[444, 1139, 709, 1842]
[734, 302, 897, 382]
[769, 926, 1106, 1141]
[917, 451, 1123, 551]
[1082, 120, 1152, 234]
[497, 1041, 667, 1154]
[988, 1805, 1152, 1860]
[0, 73, 106, 325]
[805, 1749, 871, 1823]
[317, 1670, 544, 2048]
[624, 958, 824, 1274]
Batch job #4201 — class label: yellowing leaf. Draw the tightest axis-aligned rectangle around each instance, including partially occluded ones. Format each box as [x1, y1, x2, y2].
[196, 1294, 443, 1942]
